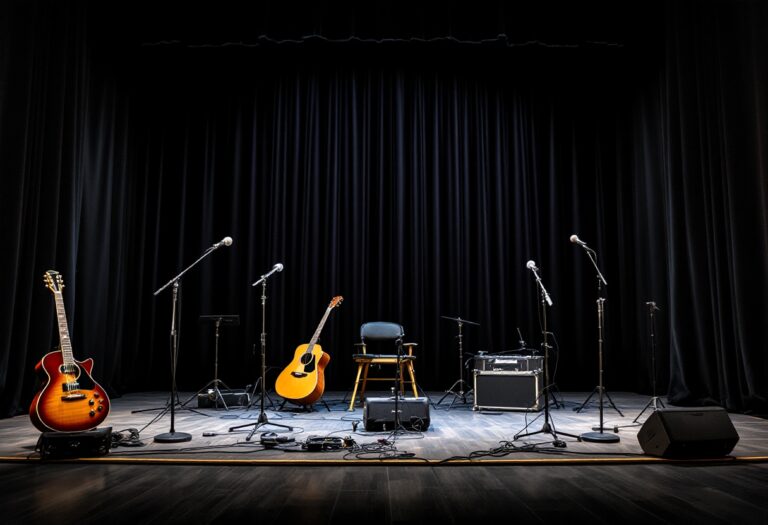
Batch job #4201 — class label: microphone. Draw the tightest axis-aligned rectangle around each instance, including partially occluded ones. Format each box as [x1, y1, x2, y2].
[526, 260, 553, 306]
[570, 234, 588, 247]
[212, 236, 233, 249]
[571, 233, 607, 285]
[252, 263, 284, 286]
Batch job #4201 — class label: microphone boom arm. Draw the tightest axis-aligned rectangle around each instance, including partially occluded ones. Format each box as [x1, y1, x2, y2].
[530, 267, 554, 307]
[252, 264, 283, 287]
[583, 248, 608, 287]
[154, 244, 222, 296]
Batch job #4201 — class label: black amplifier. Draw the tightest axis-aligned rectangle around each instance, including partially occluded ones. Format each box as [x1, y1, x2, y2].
[363, 397, 431, 431]
[473, 370, 542, 411]
[473, 354, 543, 372]
[197, 389, 250, 408]
[36, 427, 112, 459]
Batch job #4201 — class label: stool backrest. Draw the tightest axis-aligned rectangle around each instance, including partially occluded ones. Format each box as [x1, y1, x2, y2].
[360, 322, 404, 342]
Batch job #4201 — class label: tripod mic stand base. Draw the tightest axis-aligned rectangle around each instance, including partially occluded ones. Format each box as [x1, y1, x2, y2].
[154, 431, 192, 443]
[580, 431, 620, 443]
[437, 379, 473, 407]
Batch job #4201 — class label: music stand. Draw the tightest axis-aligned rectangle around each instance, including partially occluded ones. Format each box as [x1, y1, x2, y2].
[633, 301, 665, 423]
[228, 267, 292, 441]
[437, 316, 479, 407]
[181, 315, 240, 410]
[514, 262, 578, 445]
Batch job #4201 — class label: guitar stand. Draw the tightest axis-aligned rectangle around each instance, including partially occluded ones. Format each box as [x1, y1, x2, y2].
[181, 314, 240, 411]
[436, 316, 479, 408]
[278, 398, 331, 413]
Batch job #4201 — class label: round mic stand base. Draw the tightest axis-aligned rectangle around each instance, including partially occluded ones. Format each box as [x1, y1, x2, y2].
[154, 431, 192, 443]
[580, 431, 620, 443]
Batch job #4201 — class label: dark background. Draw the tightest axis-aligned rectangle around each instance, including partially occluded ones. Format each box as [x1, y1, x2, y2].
[1, 0, 766, 417]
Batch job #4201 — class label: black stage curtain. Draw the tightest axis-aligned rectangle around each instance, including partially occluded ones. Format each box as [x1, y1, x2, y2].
[1, 1, 766, 418]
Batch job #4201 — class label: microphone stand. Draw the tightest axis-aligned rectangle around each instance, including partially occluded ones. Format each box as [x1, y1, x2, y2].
[573, 246, 621, 443]
[515, 265, 578, 445]
[152, 243, 225, 443]
[392, 335, 404, 435]
[633, 301, 665, 423]
[229, 271, 293, 441]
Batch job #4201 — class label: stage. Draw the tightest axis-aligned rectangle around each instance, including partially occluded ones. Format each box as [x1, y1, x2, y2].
[4, 390, 767, 464]
[3, 391, 768, 524]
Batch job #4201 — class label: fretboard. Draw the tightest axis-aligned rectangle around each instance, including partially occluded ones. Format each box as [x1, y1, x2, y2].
[305, 307, 334, 354]
[53, 291, 75, 366]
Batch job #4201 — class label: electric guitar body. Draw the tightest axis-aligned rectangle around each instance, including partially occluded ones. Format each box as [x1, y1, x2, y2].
[29, 351, 110, 432]
[275, 296, 343, 405]
[29, 271, 110, 432]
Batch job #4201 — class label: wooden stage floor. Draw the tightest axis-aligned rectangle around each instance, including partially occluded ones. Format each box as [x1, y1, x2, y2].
[2, 391, 768, 524]
[3, 390, 767, 464]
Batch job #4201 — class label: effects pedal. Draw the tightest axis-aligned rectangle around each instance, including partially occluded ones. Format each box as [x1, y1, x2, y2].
[259, 432, 294, 447]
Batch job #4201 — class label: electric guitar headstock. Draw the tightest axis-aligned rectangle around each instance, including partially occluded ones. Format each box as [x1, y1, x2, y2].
[44, 270, 64, 294]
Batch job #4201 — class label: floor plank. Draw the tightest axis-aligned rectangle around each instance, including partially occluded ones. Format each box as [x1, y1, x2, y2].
[3, 391, 768, 523]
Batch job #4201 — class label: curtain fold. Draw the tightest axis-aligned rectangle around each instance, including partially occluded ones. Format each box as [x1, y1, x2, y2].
[1, 1, 766, 418]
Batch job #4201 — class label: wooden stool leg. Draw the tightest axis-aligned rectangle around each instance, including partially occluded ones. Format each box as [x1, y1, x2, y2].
[360, 363, 371, 404]
[407, 362, 418, 397]
[399, 362, 407, 395]
[348, 363, 365, 411]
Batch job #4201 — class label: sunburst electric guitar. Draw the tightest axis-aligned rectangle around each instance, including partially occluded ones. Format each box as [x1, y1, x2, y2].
[275, 296, 343, 405]
[29, 271, 110, 432]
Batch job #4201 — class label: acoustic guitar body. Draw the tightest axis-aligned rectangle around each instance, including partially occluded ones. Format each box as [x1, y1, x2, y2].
[275, 344, 330, 405]
[29, 351, 111, 432]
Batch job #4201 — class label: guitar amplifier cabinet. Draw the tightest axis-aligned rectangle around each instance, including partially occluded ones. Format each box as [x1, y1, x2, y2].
[473, 370, 542, 411]
[363, 397, 431, 431]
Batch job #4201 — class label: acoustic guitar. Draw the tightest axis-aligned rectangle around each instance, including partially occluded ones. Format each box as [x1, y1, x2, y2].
[275, 296, 343, 405]
[29, 271, 110, 432]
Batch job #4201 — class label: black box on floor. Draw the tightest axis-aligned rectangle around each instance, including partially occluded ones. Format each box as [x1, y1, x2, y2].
[637, 406, 740, 458]
[197, 389, 250, 408]
[36, 427, 112, 459]
[473, 370, 542, 411]
[363, 397, 431, 431]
